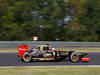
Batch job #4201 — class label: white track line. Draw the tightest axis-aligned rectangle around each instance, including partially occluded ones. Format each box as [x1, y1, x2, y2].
[1, 65, 100, 68]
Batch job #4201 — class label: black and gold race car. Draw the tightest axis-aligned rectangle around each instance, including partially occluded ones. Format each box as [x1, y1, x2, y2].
[18, 44, 89, 63]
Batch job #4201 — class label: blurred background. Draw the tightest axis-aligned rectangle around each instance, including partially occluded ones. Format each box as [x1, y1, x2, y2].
[0, 0, 100, 41]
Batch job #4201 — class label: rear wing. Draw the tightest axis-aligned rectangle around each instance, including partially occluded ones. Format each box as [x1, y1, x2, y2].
[18, 45, 29, 57]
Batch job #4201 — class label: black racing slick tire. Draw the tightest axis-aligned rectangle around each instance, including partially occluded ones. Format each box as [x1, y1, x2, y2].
[70, 52, 79, 62]
[22, 52, 31, 63]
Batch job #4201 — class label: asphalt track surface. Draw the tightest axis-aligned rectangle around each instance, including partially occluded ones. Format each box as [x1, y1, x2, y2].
[0, 52, 100, 66]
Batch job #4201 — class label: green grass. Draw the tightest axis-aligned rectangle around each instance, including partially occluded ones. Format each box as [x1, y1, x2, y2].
[0, 67, 100, 75]
[0, 48, 100, 52]
[56, 48, 100, 52]
[0, 48, 17, 52]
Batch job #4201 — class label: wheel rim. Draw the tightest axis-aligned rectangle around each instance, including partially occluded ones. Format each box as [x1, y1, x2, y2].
[72, 55, 78, 61]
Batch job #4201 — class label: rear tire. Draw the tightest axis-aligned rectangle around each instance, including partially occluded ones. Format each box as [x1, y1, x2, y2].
[22, 52, 31, 63]
[70, 52, 79, 62]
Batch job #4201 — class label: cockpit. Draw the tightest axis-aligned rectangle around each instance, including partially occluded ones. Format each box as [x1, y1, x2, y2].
[34, 45, 50, 51]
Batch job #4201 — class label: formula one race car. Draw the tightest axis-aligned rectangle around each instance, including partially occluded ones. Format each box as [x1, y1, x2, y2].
[18, 44, 90, 63]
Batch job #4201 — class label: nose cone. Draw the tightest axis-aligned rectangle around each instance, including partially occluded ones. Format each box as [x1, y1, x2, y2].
[81, 57, 90, 62]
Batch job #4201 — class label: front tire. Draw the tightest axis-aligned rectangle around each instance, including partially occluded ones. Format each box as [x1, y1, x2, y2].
[22, 52, 31, 63]
[70, 52, 79, 62]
